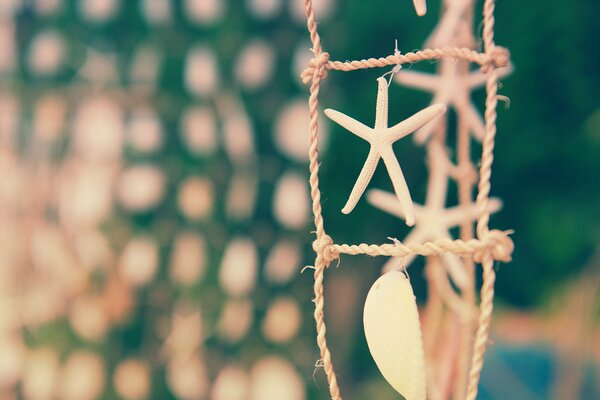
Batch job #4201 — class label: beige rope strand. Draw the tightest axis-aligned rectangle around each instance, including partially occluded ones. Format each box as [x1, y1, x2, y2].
[313, 253, 342, 400]
[303, 0, 342, 398]
[302, 46, 509, 84]
[466, 255, 496, 400]
[333, 230, 512, 262]
[467, 0, 500, 397]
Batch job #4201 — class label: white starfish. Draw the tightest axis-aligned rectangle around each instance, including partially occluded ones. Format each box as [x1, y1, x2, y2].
[324, 77, 446, 226]
[394, 57, 512, 144]
[412, 0, 427, 16]
[366, 144, 503, 287]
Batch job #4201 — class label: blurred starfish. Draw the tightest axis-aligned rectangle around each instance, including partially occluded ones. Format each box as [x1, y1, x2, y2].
[325, 77, 446, 226]
[367, 143, 502, 287]
[425, 0, 474, 47]
[394, 57, 512, 144]
[412, 0, 427, 16]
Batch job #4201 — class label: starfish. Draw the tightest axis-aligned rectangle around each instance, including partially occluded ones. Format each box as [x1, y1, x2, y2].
[412, 0, 427, 16]
[366, 144, 502, 287]
[393, 57, 512, 144]
[324, 77, 446, 226]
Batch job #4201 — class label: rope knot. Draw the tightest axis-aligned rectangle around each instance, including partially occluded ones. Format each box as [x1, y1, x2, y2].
[301, 51, 330, 84]
[312, 234, 338, 264]
[474, 229, 514, 263]
[481, 46, 510, 74]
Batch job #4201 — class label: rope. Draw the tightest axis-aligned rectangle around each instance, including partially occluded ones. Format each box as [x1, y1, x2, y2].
[300, 0, 512, 398]
[301, 46, 509, 83]
[332, 230, 512, 262]
[467, 0, 502, 398]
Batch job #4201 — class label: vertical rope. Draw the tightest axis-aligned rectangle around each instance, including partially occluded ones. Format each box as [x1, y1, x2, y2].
[303, 1, 341, 399]
[454, 4, 478, 395]
[468, 0, 499, 398]
[465, 256, 496, 400]
[304, 0, 327, 240]
[313, 254, 342, 400]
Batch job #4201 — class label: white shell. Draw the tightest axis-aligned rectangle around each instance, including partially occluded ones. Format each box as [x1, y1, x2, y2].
[363, 271, 426, 400]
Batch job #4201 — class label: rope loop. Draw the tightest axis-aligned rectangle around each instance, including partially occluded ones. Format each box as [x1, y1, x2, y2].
[312, 234, 339, 264]
[301, 51, 331, 84]
[480, 46, 510, 74]
[474, 229, 514, 263]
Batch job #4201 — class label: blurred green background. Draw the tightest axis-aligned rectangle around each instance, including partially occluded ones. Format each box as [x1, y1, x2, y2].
[0, 0, 599, 399]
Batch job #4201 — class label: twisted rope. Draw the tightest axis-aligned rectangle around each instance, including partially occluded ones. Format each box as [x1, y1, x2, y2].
[301, 46, 509, 83]
[466, 0, 502, 398]
[301, 0, 511, 398]
[331, 230, 512, 262]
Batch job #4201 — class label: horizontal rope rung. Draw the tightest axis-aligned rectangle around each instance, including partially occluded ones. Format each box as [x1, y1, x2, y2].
[301, 46, 510, 84]
[313, 229, 513, 264]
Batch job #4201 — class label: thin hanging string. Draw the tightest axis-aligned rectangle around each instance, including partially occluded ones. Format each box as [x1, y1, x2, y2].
[380, 39, 402, 86]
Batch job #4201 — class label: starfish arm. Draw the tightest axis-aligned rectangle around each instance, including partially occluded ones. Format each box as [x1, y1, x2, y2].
[341, 149, 380, 214]
[441, 205, 476, 228]
[367, 188, 425, 220]
[379, 145, 416, 226]
[425, 6, 465, 48]
[394, 70, 440, 92]
[324, 108, 372, 142]
[440, 253, 470, 289]
[426, 166, 450, 209]
[467, 64, 514, 89]
[413, 117, 439, 144]
[367, 189, 405, 218]
[387, 103, 447, 143]
[413, 0, 427, 16]
[375, 77, 389, 129]
[497, 64, 514, 79]
[442, 197, 503, 227]
[461, 102, 486, 141]
[466, 70, 489, 89]
[403, 226, 426, 245]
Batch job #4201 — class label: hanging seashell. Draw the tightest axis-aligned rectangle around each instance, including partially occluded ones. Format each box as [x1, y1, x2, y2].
[363, 271, 426, 400]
